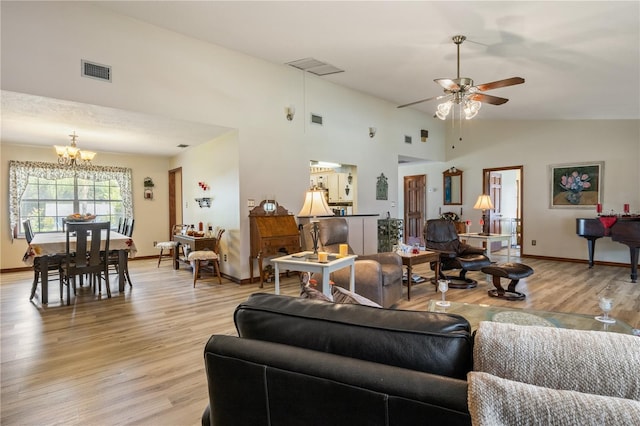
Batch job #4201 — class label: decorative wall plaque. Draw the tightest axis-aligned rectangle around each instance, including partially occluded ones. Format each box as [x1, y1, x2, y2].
[376, 173, 388, 200]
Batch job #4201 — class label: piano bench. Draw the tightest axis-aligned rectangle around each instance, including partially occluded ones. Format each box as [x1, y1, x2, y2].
[482, 263, 534, 301]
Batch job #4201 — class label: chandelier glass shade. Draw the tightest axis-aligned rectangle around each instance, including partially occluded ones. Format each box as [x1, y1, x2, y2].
[54, 132, 96, 166]
[436, 96, 482, 121]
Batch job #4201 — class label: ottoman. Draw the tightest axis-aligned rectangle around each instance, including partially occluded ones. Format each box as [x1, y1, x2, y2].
[481, 262, 534, 301]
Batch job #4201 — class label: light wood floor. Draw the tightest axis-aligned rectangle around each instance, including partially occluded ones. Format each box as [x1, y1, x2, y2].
[1, 254, 638, 425]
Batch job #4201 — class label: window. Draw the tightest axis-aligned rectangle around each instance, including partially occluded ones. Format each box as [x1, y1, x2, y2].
[9, 161, 133, 238]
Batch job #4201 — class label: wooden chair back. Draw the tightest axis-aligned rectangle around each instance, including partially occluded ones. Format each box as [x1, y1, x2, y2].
[65, 222, 111, 272]
[213, 229, 225, 254]
[117, 217, 126, 234]
[123, 218, 135, 237]
[23, 219, 35, 244]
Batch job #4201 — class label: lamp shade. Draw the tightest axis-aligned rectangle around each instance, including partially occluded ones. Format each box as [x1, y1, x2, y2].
[297, 190, 334, 217]
[473, 194, 494, 210]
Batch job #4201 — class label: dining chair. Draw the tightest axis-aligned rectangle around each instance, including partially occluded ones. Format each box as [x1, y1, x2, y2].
[23, 219, 64, 302]
[123, 218, 135, 237]
[116, 217, 125, 234]
[60, 221, 111, 305]
[187, 228, 225, 287]
[155, 224, 185, 267]
[107, 217, 134, 285]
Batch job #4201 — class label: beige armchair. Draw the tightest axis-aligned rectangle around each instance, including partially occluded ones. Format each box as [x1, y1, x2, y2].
[301, 218, 403, 308]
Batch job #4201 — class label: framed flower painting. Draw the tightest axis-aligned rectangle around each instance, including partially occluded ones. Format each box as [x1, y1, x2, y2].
[549, 161, 603, 209]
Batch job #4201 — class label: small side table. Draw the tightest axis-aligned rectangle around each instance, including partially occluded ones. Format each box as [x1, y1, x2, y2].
[271, 252, 358, 298]
[399, 250, 440, 300]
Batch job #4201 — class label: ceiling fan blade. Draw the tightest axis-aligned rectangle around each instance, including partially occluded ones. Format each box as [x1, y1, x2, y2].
[434, 78, 460, 92]
[475, 77, 525, 92]
[397, 94, 451, 109]
[469, 93, 509, 105]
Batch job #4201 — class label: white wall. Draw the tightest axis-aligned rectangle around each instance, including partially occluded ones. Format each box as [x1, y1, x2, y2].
[399, 119, 640, 265]
[0, 143, 171, 269]
[169, 131, 241, 279]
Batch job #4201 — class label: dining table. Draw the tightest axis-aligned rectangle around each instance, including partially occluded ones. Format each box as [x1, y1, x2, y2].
[23, 231, 137, 304]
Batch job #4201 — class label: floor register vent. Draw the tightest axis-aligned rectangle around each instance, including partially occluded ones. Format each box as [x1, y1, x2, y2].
[82, 60, 112, 82]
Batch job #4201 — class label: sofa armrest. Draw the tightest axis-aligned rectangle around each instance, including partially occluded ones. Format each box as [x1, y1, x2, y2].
[331, 260, 384, 304]
[205, 335, 471, 426]
[359, 252, 402, 266]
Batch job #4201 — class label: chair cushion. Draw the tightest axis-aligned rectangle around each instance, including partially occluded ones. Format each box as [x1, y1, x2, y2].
[187, 250, 218, 261]
[456, 254, 491, 270]
[481, 263, 534, 279]
[156, 241, 178, 249]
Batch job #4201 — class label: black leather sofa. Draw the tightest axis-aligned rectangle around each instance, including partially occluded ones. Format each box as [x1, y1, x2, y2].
[202, 293, 473, 425]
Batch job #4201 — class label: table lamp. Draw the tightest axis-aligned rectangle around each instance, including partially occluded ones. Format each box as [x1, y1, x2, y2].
[297, 189, 334, 259]
[473, 194, 494, 236]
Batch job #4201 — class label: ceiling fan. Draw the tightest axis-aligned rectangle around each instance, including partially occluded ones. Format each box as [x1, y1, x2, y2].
[397, 35, 524, 119]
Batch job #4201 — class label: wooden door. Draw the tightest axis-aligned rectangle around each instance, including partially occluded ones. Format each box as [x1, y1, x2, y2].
[168, 167, 182, 240]
[489, 172, 502, 251]
[404, 175, 426, 245]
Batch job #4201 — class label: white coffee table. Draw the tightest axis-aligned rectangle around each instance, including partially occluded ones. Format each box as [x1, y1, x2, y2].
[271, 251, 358, 298]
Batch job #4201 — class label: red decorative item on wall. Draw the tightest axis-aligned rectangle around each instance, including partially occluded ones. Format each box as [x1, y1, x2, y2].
[198, 181, 209, 190]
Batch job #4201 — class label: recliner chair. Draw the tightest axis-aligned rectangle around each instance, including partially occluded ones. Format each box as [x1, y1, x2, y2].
[424, 219, 491, 289]
[301, 218, 403, 308]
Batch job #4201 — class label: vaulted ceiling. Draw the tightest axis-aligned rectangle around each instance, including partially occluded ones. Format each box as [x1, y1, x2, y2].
[2, 1, 638, 156]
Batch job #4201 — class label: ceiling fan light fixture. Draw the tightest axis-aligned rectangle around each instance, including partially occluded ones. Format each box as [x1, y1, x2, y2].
[436, 101, 452, 120]
[463, 100, 482, 119]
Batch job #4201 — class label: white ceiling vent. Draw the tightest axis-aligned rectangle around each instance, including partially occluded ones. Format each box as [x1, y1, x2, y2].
[81, 60, 112, 82]
[286, 58, 344, 76]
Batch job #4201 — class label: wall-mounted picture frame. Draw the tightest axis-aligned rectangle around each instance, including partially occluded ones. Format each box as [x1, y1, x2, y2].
[549, 161, 603, 209]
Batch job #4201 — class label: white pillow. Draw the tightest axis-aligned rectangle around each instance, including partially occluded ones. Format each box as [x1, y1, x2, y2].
[331, 285, 381, 308]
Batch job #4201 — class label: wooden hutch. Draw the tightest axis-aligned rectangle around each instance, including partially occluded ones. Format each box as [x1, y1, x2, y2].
[249, 201, 300, 285]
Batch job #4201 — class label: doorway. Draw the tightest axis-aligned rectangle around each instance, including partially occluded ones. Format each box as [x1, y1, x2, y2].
[483, 166, 523, 256]
[168, 167, 183, 239]
[404, 174, 426, 245]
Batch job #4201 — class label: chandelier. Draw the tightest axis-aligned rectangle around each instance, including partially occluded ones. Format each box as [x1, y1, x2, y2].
[54, 132, 96, 166]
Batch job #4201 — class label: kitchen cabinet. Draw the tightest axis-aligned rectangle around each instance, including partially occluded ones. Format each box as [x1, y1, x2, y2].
[328, 173, 353, 202]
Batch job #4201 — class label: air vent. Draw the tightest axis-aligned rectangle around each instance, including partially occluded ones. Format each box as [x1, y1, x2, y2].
[286, 58, 344, 76]
[81, 60, 111, 82]
[405, 135, 412, 144]
[177, 144, 190, 148]
[310, 114, 323, 125]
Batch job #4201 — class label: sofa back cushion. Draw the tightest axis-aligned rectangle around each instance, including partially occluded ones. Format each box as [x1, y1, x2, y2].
[473, 321, 640, 400]
[234, 293, 473, 379]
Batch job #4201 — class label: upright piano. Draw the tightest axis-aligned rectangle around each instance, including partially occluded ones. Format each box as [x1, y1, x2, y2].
[576, 217, 640, 283]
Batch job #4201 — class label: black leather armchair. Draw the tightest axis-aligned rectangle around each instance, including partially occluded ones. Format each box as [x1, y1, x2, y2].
[424, 219, 491, 288]
[301, 218, 403, 307]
